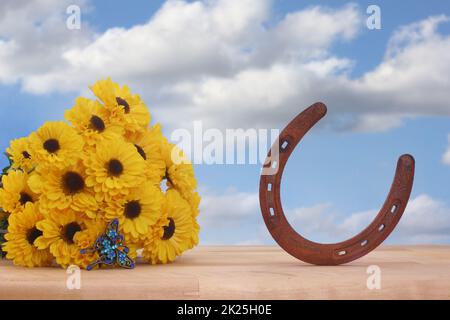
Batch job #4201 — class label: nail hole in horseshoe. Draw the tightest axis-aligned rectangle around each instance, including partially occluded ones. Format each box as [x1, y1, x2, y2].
[267, 183, 272, 191]
[361, 240, 368, 246]
[281, 140, 289, 150]
[378, 224, 385, 231]
[337, 250, 347, 256]
[391, 204, 398, 214]
[269, 207, 275, 216]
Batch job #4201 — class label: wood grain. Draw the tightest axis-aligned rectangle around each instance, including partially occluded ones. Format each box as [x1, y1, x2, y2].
[1, 245, 449, 300]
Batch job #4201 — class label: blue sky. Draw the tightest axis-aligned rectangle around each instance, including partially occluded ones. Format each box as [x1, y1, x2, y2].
[1, 0, 449, 245]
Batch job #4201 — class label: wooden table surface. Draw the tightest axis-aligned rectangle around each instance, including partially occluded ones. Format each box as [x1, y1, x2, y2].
[1, 245, 449, 300]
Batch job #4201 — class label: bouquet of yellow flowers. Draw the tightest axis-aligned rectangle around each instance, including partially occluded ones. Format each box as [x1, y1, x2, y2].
[0, 78, 200, 269]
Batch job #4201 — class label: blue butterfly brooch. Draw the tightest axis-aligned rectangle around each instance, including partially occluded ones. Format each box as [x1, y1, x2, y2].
[80, 219, 135, 270]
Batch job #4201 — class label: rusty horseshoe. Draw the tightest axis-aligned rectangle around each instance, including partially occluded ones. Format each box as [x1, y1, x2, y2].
[259, 102, 415, 265]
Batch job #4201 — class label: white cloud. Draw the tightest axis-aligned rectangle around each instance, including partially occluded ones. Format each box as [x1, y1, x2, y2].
[198, 187, 259, 226]
[339, 15, 450, 125]
[0, 0, 92, 85]
[16, 0, 273, 93]
[396, 194, 450, 243]
[1, 1, 449, 133]
[299, 194, 450, 244]
[281, 204, 378, 243]
[0, 0, 363, 127]
[19, 1, 361, 95]
[286, 203, 339, 242]
[443, 134, 450, 165]
[168, 13, 450, 132]
[199, 188, 450, 244]
[197, 186, 272, 245]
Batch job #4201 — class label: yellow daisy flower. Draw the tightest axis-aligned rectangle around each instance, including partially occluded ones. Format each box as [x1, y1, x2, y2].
[0, 170, 37, 215]
[125, 125, 165, 184]
[65, 97, 123, 147]
[35, 209, 100, 269]
[90, 78, 150, 135]
[104, 182, 163, 241]
[2, 203, 53, 267]
[6, 137, 35, 172]
[159, 139, 200, 248]
[28, 162, 98, 218]
[143, 189, 197, 264]
[28, 121, 84, 169]
[1, 79, 201, 269]
[161, 139, 197, 199]
[83, 139, 146, 201]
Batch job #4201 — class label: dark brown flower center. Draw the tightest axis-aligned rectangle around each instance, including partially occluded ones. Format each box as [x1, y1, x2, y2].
[162, 218, 175, 240]
[90, 115, 106, 132]
[63, 222, 82, 244]
[43, 139, 60, 153]
[163, 171, 173, 186]
[116, 97, 130, 114]
[27, 227, 43, 245]
[63, 171, 85, 194]
[19, 192, 33, 205]
[135, 144, 147, 160]
[124, 201, 141, 219]
[107, 159, 124, 177]
[22, 151, 31, 159]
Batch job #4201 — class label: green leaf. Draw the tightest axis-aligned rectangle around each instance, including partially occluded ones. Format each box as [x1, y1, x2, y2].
[1, 153, 10, 257]
[1, 152, 12, 175]
[0, 217, 7, 259]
